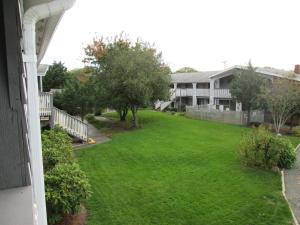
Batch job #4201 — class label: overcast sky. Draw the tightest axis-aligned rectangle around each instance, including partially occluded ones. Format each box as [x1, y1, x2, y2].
[42, 0, 300, 72]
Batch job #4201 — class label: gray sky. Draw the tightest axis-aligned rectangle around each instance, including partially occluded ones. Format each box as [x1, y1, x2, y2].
[42, 0, 300, 72]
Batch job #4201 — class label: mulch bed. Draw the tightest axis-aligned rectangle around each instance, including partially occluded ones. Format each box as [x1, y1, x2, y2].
[55, 206, 87, 225]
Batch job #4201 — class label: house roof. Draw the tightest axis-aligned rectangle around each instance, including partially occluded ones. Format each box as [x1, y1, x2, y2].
[171, 71, 220, 83]
[171, 65, 300, 83]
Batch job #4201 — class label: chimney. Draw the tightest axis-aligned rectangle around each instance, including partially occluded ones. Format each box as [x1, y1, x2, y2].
[294, 65, 300, 74]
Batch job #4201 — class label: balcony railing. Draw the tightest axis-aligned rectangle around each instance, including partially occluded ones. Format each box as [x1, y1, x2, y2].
[39, 92, 52, 116]
[214, 89, 231, 98]
[175, 88, 193, 96]
[196, 89, 210, 96]
[170, 88, 231, 98]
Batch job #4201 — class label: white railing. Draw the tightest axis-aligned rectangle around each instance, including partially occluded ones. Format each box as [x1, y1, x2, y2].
[175, 88, 193, 96]
[214, 89, 231, 98]
[160, 101, 172, 111]
[51, 107, 88, 141]
[39, 92, 52, 116]
[196, 89, 210, 96]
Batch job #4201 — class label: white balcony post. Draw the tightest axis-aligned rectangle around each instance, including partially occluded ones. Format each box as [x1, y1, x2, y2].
[209, 79, 215, 105]
[192, 83, 197, 106]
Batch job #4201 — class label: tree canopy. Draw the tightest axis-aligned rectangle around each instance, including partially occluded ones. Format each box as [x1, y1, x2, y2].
[260, 78, 300, 134]
[175, 67, 198, 73]
[43, 61, 69, 92]
[84, 35, 171, 127]
[229, 62, 264, 125]
[54, 69, 95, 121]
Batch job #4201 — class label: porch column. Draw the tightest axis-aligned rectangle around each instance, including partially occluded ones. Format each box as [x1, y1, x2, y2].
[209, 79, 214, 105]
[192, 82, 197, 106]
[173, 83, 177, 108]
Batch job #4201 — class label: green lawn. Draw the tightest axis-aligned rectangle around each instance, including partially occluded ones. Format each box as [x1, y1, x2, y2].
[76, 110, 299, 225]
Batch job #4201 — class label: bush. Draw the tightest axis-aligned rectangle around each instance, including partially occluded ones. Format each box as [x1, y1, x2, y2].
[240, 126, 296, 169]
[42, 126, 73, 171]
[277, 138, 296, 169]
[42, 127, 91, 224]
[45, 163, 92, 225]
[294, 128, 300, 137]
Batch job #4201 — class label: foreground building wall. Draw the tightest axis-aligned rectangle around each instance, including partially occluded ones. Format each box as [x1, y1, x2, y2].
[0, 0, 34, 224]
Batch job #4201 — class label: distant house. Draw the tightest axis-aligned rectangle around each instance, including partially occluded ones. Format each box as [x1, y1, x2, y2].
[156, 65, 300, 112]
[0, 1, 75, 225]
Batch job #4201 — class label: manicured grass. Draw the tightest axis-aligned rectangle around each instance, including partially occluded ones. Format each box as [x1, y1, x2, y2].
[76, 110, 297, 225]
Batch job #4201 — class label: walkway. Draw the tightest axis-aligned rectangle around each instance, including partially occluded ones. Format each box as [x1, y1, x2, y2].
[284, 144, 300, 224]
[73, 119, 110, 149]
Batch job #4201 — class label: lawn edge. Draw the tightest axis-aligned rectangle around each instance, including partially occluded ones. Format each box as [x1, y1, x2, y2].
[281, 143, 300, 225]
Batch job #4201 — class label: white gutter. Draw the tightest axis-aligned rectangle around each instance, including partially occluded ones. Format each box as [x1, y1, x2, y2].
[23, 1, 76, 225]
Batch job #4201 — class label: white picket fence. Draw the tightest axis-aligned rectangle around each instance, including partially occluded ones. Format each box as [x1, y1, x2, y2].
[186, 106, 264, 125]
[39, 92, 88, 141]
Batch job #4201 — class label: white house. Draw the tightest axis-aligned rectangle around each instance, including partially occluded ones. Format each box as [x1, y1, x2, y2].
[156, 65, 300, 111]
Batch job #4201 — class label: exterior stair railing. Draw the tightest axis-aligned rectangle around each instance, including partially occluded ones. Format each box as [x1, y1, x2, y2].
[39, 92, 88, 141]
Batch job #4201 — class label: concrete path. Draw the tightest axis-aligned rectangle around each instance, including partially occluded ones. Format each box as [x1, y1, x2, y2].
[284, 144, 300, 224]
[73, 119, 111, 149]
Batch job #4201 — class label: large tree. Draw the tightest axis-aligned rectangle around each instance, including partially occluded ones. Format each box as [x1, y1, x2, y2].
[43, 61, 68, 92]
[54, 70, 95, 121]
[84, 36, 171, 127]
[260, 78, 300, 134]
[230, 62, 264, 125]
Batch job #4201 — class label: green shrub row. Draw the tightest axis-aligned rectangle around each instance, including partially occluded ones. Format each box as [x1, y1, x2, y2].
[42, 126, 91, 225]
[240, 126, 296, 170]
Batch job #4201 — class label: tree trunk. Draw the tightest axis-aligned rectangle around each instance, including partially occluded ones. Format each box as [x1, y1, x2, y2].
[118, 107, 128, 121]
[246, 108, 251, 126]
[131, 106, 139, 128]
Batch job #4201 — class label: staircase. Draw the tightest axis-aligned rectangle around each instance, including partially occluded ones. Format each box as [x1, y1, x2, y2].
[155, 89, 176, 111]
[39, 92, 88, 141]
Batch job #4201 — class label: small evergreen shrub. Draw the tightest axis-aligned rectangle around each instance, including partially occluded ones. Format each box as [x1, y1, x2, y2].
[42, 126, 91, 225]
[294, 128, 300, 137]
[277, 138, 296, 169]
[240, 126, 296, 169]
[42, 126, 72, 170]
[45, 163, 91, 225]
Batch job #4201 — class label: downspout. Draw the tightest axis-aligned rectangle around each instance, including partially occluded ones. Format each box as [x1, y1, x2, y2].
[23, 1, 76, 225]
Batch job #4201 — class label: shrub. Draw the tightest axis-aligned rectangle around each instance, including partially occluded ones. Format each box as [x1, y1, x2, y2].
[239, 126, 296, 169]
[277, 138, 296, 169]
[42, 126, 91, 224]
[42, 126, 73, 171]
[294, 128, 300, 137]
[45, 163, 92, 225]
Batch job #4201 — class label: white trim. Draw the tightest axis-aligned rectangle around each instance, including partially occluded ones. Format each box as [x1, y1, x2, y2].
[23, 1, 76, 224]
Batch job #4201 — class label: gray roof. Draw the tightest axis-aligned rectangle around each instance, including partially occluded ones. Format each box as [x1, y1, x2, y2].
[171, 66, 300, 83]
[171, 71, 220, 83]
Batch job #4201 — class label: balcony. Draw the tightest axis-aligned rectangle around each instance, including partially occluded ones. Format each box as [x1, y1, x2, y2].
[214, 89, 231, 98]
[175, 88, 193, 96]
[196, 89, 210, 96]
